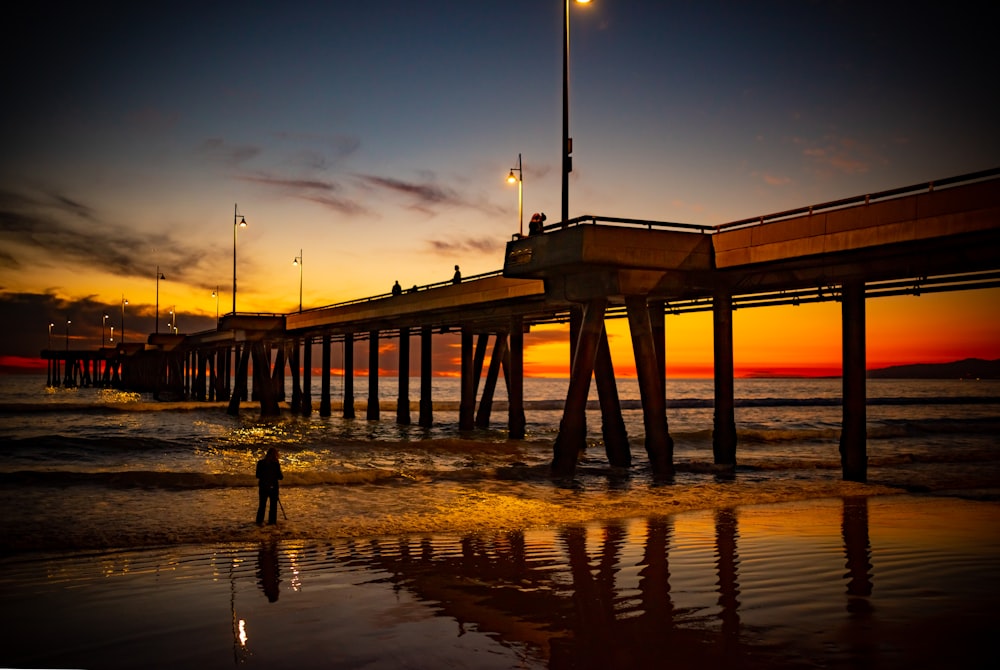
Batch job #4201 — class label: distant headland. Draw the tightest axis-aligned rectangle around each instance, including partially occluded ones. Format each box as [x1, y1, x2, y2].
[868, 358, 1000, 380]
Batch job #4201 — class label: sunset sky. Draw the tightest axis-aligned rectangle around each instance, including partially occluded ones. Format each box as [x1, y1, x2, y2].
[2, 1, 998, 377]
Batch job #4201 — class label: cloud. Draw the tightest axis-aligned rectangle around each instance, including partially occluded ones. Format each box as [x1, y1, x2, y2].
[237, 173, 368, 216]
[356, 173, 502, 217]
[195, 138, 261, 166]
[0, 186, 216, 280]
[427, 237, 502, 257]
[796, 135, 886, 176]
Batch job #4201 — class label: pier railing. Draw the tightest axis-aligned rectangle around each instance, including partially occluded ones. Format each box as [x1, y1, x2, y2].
[716, 166, 1000, 231]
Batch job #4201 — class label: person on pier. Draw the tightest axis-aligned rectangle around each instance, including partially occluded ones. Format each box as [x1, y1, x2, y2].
[452, 265, 462, 284]
[255, 447, 283, 525]
[392, 280, 402, 296]
[528, 212, 547, 235]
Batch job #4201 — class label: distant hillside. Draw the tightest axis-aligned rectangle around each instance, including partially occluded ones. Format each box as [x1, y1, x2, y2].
[868, 358, 1000, 379]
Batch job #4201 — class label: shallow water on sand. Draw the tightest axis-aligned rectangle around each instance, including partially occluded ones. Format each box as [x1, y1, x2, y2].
[2, 495, 998, 669]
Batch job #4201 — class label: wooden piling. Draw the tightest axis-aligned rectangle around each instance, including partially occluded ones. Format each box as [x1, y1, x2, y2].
[320, 334, 332, 417]
[594, 326, 631, 467]
[301, 336, 313, 416]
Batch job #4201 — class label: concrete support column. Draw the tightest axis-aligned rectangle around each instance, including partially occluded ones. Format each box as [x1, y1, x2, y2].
[476, 334, 506, 429]
[508, 317, 526, 439]
[840, 280, 867, 482]
[419, 326, 433, 428]
[271, 343, 286, 404]
[290, 338, 302, 414]
[712, 290, 737, 469]
[253, 341, 280, 416]
[343, 333, 355, 419]
[397, 327, 411, 425]
[594, 326, 630, 467]
[459, 328, 476, 431]
[320, 334, 332, 417]
[626, 295, 674, 478]
[553, 298, 607, 476]
[227, 344, 251, 416]
[367, 330, 380, 420]
[301, 337, 312, 416]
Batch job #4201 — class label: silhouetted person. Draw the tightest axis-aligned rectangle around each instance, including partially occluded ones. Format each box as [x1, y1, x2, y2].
[392, 280, 402, 296]
[452, 265, 461, 284]
[255, 447, 283, 525]
[529, 212, 547, 235]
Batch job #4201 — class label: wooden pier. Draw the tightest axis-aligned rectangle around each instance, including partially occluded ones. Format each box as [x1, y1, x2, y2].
[44, 169, 1000, 481]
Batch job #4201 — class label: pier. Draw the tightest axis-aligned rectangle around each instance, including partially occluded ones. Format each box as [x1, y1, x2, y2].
[41, 169, 1000, 481]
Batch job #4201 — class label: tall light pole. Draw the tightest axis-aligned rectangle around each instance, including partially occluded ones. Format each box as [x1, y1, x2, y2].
[121, 296, 128, 345]
[507, 153, 523, 236]
[155, 266, 166, 333]
[48, 322, 54, 349]
[65, 319, 72, 351]
[212, 287, 220, 324]
[233, 204, 248, 314]
[102, 313, 109, 347]
[168, 307, 176, 334]
[563, 0, 591, 225]
[293, 250, 303, 312]
[110, 325, 114, 343]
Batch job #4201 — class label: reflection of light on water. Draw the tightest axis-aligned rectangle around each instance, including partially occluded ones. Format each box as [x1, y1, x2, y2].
[238, 619, 248, 646]
[288, 548, 302, 592]
[97, 388, 141, 404]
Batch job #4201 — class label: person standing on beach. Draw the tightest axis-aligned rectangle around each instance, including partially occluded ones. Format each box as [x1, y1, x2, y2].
[255, 447, 283, 525]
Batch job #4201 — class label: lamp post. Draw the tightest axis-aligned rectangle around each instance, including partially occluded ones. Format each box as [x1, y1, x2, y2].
[155, 266, 166, 333]
[48, 322, 54, 349]
[563, 0, 591, 225]
[110, 325, 114, 343]
[121, 296, 128, 345]
[233, 204, 248, 314]
[65, 319, 71, 351]
[102, 313, 109, 347]
[168, 307, 176, 335]
[212, 287, 220, 324]
[507, 153, 523, 236]
[293, 250, 303, 312]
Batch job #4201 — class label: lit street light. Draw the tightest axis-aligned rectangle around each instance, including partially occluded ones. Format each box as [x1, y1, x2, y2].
[563, 0, 591, 225]
[507, 153, 524, 236]
[110, 325, 115, 343]
[102, 313, 109, 347]
[233, 203, 248, 314]
[155, 266, 166, 333]
[121, 296, 128, 344]
[293, 250, 303, 312]
[65, 319, 72, 351]
[212, 287, 220, 324]
[48, 322, 54, 349]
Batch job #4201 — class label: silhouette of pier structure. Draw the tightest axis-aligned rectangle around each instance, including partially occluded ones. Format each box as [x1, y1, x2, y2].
[41, 169, 1000, 481]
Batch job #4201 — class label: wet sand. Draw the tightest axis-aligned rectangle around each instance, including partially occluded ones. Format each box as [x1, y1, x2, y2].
[2, 493, 998, 669]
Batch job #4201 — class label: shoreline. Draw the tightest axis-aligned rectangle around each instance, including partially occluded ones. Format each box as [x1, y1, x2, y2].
[2, 492, 998, 669]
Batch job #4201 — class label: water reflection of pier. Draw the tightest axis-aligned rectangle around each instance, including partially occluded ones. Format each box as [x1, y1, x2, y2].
[240, 499, 875, 668]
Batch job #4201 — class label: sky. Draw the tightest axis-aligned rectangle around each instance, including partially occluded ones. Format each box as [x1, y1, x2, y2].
[1, 0, 998, 377]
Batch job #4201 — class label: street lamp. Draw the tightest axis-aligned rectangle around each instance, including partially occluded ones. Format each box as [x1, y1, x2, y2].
[65, 319, 72, 351]
[102, 313, 109, 347]
[121, 296, 128, 344]
[233, 203, 248, 314]
[155, 266, 166, 333]
[48, 322, 54, 349]
[212, 287, 220, 324]
[563, 0, 591, 225]
[506, 153, 524, 236]
[293, 250, 303, 312]
[168, 307, 176, 334]
[110, 325, 115, 343]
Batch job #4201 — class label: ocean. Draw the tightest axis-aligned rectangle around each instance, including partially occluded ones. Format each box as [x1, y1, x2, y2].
[1, 373, 998, 668]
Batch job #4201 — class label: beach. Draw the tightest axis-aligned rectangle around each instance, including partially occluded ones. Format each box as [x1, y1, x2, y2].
[1, 374, 998, 668]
